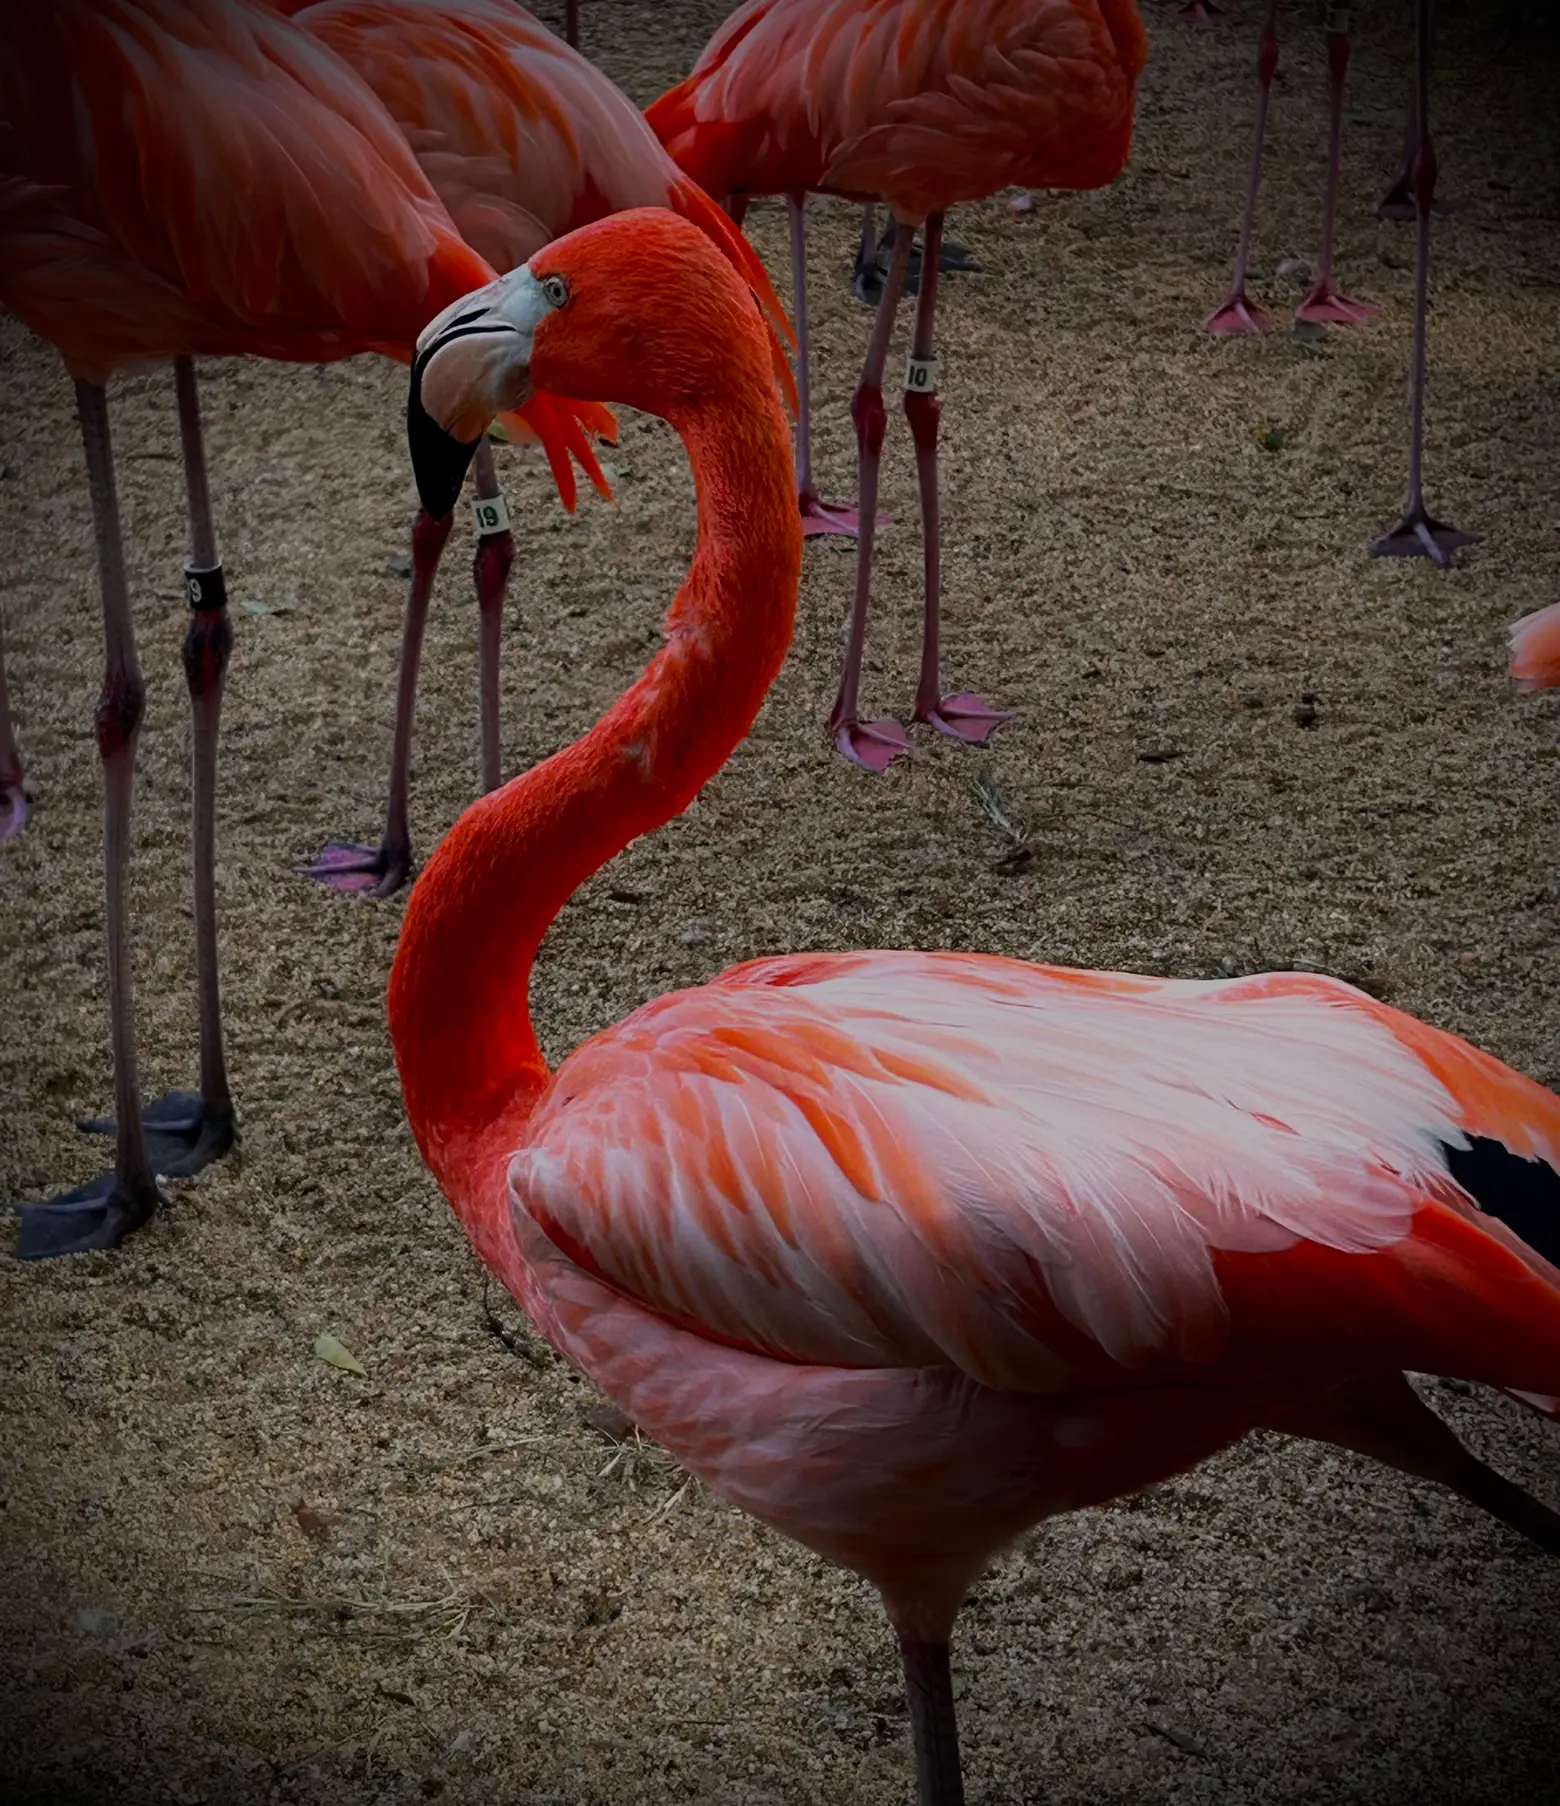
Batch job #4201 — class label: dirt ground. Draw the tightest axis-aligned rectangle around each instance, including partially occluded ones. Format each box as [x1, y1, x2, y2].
[2, 2, 1559, 1802]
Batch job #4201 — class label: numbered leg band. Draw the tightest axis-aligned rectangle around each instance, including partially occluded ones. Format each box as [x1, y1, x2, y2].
[904, 355, 939, 396]
[184, 562, 228, 614]
[472, 492, 511, 537]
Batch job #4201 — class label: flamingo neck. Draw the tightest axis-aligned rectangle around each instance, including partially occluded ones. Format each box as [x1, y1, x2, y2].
[387, 372, 799, 1211]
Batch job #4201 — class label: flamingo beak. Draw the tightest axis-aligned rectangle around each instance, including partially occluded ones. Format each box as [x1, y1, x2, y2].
[408, 269, 551, 519]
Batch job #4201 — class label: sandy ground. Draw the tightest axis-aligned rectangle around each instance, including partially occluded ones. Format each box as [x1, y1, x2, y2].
[2, 2, 1559, 1802]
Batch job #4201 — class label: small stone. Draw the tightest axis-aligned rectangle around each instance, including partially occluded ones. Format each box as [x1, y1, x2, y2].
[1275, 256, 1312, 284]
[1009, 191, 1035, 214]
[387, 552, 412, 578]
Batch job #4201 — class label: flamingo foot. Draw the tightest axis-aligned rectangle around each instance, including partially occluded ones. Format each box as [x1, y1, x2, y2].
[1370, 505, 1479, 567]
[1203, 289, 1274, 336]
[78, 1090, 237, 1179]
[302, 838, 413, 898]
[801, 491, 891, 540]
[12, 1172, 162, 1260]
[832, 716, 913, 773]
[1295, 283, 1381, 327]
[0, 775, 27, 841]
[916, 692, 1014, 745]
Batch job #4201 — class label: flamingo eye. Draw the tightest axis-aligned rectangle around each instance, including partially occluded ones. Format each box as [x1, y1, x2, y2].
[540, 274, 570, 309]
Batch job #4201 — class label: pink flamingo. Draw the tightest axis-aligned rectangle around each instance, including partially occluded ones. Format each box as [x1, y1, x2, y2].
[1510, 603, 1560, 693]
[0, 0, 608, 1257]
[1204, 1, 1473, 564]
[395, 208, 1560, 1805]
[278, 0, 788, 893]
[650, 0, 1148, 770]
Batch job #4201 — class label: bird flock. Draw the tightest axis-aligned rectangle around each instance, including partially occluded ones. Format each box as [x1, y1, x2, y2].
[2, 4, 1557, 1804]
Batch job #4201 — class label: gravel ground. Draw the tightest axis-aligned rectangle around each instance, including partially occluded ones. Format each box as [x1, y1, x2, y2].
[2, 3, 1558, 1802]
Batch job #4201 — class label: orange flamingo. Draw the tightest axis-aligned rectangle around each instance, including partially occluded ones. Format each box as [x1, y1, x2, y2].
[1511, 603, 1560, 692]
[0, 0, 608, 1256]
[394, 209, 1560, 1805]
[276, 0, 788, 892]
[649, 0, 1147, 769]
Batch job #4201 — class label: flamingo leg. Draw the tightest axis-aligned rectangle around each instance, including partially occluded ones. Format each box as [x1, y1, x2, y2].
[1203, 0, 1279, 335]
[13, 383, 162, 1258]
[304, 507, 454, 895]
[828, 223, 915, 772]
[75, 362, 240, 1176]
[564, 0, 578, 50]
[1370, 0, 1476, 565]
[790, 194, 882, 540]
[857, 211, 981, 305]
[1269, 1372, 1560, 1555]
[471, 438, 513, 794]
[1296, 13, 1381, 325]
[899, 1634, 966, 1806]
[0, 604, 26, 840]
[851, 203, 881, 305]
[725, 193, 750, 230]
[908, 214, 1010, 744]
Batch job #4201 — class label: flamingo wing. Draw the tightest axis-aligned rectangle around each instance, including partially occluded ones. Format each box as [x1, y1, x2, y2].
[647, 0, 1148, 215]
[297, 0, 793, 353]
[0, 0, 486, 352]
[511, 952, 1560, 1394]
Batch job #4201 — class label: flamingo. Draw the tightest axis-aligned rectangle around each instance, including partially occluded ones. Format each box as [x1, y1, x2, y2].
[0, 0, 610, 1257]
[1510, 603, 1560, 693]
[274, 0, 790, 892]
[395, 208, 1560, 1806]
[649, 0, 1148, 769]
[1203, 1, 1474, 564]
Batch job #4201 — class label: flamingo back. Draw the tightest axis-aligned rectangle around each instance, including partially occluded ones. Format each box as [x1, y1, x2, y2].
[647, 0, 1148, 218]
[0, 0, 495, 377]
[506, 951, 1560, 1397]
[292, 0, 794, 362]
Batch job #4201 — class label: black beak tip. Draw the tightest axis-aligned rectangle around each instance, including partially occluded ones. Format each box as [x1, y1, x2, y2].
[407, 352, 480, 521]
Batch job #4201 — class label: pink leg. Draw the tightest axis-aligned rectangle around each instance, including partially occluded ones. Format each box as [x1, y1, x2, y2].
[899, 1633, 966, 1806]
[789, 193, 887, 541]
[0, 606, 26, 841]
[14, 382, 161, 1257]
[471, 438, 513, 794]
[725, 194, 750, 229]
[1377, 1, 1455, 222]
[564, 0, 578, 50]
[908, 214, 1010, 745]
[1370, 0, 1476, 565]
[304, 507, 454, 894]
[1203, 0, 1278, 336]
[827, 224, 915, 773]
[78, 360, 240, 1176]
[1297, 17, 1381, 326]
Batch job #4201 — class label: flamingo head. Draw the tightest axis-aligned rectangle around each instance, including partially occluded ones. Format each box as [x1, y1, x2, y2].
[409, 209, 780, 519]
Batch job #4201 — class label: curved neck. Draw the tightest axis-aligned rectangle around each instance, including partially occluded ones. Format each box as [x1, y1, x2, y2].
[388, 370, 799, 1189]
